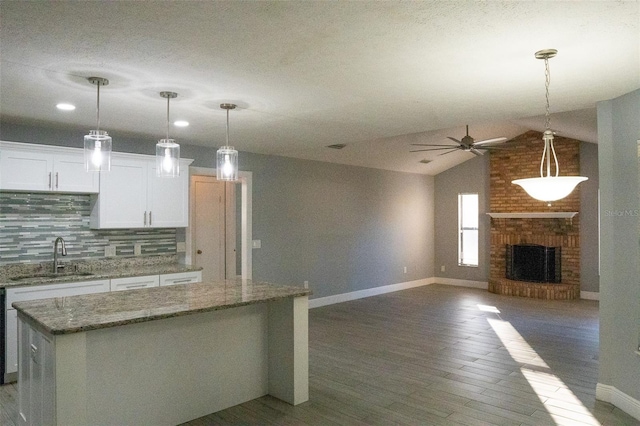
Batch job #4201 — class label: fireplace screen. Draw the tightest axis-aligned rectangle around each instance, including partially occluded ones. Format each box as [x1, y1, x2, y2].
[506, 244, 561, 283]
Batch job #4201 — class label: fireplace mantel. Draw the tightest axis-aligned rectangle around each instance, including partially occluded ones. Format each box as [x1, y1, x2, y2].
[486, 212, 578, 219]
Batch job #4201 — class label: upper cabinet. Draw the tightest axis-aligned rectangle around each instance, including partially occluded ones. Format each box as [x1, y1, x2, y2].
[90, 153, 191, 229]
[0, 142, 99, 193]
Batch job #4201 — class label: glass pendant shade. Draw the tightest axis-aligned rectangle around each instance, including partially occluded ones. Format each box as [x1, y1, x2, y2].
[512, 176, 588, 202]
[84, 77, 111, 172]
[216, 146, 238, 181]
[156, 139, 180, 177]
[216, 103, 239, 181]
[84, 130, 112, 172]
[156, 91, 180, 177]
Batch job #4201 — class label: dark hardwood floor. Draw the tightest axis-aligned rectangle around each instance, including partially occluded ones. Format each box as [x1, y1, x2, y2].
[2, 284, 639, 425]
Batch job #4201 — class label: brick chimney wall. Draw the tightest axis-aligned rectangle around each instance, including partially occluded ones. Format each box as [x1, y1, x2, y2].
[488, 130, 582, 299]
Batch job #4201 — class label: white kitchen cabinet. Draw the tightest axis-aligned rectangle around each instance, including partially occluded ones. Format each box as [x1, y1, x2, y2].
[110, 275, 159, 291]
[159, 271, 202, 286]
[17, 318, 55, 426]
[0, 142, 99, 193]
[5, 279, 110, 378]
[90, 154, 191, 229]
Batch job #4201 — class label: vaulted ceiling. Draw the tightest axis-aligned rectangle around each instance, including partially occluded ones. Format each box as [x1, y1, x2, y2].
[1, 1, 638, 174]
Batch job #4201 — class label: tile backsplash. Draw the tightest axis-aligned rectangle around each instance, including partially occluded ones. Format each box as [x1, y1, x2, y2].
[0, 192, 176, 265]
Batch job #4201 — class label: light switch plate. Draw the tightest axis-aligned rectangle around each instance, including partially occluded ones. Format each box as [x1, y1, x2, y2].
[105, 245, 116, 257]
[252, 239, 261, 249]
[176, 242, 186, 252]
[134, 244, 142, 256]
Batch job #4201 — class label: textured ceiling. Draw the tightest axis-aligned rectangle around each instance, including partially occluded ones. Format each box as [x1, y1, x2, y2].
[1, 1, 638, 175]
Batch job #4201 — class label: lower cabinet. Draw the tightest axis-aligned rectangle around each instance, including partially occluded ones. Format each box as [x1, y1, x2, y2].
[110, 275, 159, 291]
[17, 319, 55, 426]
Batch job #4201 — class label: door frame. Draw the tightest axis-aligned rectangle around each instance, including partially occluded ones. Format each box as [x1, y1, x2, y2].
[185, 167, 253, 280]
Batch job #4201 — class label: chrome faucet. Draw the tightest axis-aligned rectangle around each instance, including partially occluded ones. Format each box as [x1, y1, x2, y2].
[53, 237, 67, 273]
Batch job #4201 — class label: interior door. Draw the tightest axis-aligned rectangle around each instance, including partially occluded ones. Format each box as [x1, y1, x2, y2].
[193, 176, 226, 282]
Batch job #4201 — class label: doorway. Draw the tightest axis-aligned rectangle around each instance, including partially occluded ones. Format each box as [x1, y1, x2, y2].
[186, 167, 252, 280]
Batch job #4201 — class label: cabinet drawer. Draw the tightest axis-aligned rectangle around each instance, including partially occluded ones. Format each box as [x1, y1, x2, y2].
[159, 271, 202, 286]
[6, 279, 110, 307]
[110, 275, 159, 291]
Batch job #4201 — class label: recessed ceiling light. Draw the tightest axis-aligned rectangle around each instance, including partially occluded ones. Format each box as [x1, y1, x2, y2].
[174, 120, 189, 127]
[56, 103, 76, 111]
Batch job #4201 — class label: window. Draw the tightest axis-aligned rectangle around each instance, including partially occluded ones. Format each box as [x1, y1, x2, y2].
[458, 193, 479, 266]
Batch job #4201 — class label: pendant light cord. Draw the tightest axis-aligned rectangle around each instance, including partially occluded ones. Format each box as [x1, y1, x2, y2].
[96, 82, 101, 131]
[226, 108, 230, 146]
[166, 95, 170, 140]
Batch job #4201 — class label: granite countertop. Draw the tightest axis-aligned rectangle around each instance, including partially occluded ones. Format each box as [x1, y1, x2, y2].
[0, 255, 202, 288]
[13, 279, 311, 335]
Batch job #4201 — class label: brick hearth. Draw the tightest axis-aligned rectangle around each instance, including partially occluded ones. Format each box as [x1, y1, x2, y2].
[489, 131, 582, 300]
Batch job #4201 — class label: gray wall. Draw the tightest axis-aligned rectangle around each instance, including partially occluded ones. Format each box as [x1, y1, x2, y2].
[580, 142, 600, 293]
[596, 88, 640, 403]
[1, 120, 436, 300]
[433, 155, 490, 282]
[240, 152, 434, 298]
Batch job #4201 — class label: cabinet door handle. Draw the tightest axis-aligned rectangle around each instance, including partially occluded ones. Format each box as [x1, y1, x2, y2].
[48, 172, 52, 189]
[171, 279, 193, 284]
[149, 211, 152, 226]
[144, 211, 147, 226]
[125, 284, 147, 289]
[55, 172, 59, 189]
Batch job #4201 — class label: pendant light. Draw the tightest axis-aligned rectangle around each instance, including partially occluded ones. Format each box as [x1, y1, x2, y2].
[512, 49, 587, 202]
[84, 77, 112, 172]
[156, 91, 180, 177]
[216, 103, 239, 181]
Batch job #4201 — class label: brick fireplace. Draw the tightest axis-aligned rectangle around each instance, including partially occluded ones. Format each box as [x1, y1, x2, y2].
[488, 131, 582, 300]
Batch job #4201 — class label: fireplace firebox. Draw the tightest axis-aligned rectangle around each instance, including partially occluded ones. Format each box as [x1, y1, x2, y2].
[506, 244, 561, 283]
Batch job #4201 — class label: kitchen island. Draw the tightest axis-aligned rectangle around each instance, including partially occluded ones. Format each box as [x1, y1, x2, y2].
[12, 279, 310, 426]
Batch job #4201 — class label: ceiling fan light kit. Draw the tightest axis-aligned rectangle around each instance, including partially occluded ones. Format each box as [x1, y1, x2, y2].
[511, 49, 587, 203]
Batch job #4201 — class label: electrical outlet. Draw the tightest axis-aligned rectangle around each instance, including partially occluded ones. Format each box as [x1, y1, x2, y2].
[134, 244, 142, 256]
[304, 280, 309, 289]
[441, 265, 446, 272]
[176, 242, 186, 252]
[105, 245, 116, 257]
[252, 239, 261, 249]
[403, 266, 407, 274]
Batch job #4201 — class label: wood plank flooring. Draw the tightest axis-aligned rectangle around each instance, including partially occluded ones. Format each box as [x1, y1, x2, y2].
[2, 284, 639, 425]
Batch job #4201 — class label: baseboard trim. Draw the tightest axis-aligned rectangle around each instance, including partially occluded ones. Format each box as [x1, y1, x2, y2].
[597, 383, 640, 421]
[308, 277, 435, 309]
[433, 277, 489, 290]
[580, 291, 600, 300]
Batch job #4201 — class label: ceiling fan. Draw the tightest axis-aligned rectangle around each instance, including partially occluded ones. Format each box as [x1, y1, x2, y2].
[411, 125, 507, 156]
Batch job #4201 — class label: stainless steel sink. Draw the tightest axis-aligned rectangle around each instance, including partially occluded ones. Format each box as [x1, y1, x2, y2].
[10, 272, 95, 281]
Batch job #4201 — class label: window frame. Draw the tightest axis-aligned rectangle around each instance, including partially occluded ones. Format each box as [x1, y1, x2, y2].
[458, 192, 479, 267]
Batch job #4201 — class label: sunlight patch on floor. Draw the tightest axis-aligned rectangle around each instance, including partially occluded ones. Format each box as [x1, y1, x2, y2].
[486, 316, 601, 426]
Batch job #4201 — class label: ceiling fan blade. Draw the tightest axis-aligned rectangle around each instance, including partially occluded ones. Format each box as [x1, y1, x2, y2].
[446, 136, 463, 144]
[470, 148, 484, 156]
[473, 137, 507, 146]
[410, 147, 461, 152]
[438, 149, 461, 156]
[410, 144, 460, 147]
[474, 145, 506, 150]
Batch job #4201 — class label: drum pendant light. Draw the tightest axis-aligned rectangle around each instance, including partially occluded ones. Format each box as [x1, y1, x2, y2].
[156, 91, 180, 177]
[216, 103, 239, 181]
[84, 77, 112, 172]
[512, 49, 587, 202]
